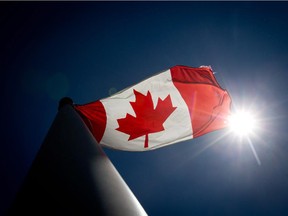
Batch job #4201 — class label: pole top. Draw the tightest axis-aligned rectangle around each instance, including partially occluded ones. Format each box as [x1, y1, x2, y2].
[58, 97, 74, 111]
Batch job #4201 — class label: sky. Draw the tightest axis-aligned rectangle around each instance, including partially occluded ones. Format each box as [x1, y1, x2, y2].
[1, 1, 288, 215]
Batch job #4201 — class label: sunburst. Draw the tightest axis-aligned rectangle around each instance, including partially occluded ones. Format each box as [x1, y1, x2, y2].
[228, 111, 257, 137]
[228, 109, 261, 165]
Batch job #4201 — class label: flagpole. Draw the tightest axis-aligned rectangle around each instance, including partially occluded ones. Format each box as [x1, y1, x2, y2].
[9, 97, 147, 215]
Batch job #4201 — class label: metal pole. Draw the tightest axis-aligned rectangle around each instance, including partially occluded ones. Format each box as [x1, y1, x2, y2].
[9, 98, 147, 215]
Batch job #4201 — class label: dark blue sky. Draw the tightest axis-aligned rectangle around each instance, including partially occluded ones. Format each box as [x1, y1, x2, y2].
[1, 1, 288, 215]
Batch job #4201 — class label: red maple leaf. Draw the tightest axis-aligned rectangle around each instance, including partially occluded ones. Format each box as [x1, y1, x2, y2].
[116, 89, 177, 148]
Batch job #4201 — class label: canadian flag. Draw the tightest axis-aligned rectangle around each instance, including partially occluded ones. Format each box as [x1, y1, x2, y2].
[75, 65, 231, 151]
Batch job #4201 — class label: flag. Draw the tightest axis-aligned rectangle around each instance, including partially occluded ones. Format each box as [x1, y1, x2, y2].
[75, 65, 231, 151]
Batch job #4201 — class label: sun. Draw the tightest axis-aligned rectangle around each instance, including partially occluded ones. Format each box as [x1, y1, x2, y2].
[227, 109, 262, 165]
[228, 111, 257, 137]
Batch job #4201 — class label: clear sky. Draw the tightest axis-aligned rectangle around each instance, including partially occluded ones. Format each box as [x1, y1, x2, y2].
[1, 1, 288, 215]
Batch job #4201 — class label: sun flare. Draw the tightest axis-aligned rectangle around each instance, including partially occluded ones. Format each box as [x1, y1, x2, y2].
[228, 111, 257, 137]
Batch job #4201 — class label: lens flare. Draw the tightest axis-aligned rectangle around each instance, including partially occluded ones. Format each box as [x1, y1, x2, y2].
[228, 111, 257, 136]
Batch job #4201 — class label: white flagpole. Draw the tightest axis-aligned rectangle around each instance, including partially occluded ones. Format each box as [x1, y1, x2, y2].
[9, 97, 147, 215]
